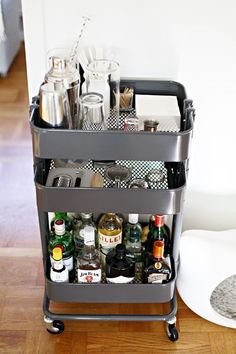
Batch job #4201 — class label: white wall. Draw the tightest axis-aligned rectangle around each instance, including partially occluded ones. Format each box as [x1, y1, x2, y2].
[22, 0, 236, 230]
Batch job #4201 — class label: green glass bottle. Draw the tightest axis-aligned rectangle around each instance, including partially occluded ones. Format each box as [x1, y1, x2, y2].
[146, 215, 170, 257]
[48, 219, 75, 280]
[50, 212, 73, 233]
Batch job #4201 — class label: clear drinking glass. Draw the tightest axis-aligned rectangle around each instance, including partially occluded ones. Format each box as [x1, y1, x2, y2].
[85, 60, 120, 128]
[79, 92, 106, 130]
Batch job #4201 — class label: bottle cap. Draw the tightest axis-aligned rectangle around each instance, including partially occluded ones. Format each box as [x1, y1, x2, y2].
[128, 214, 139, 224]
[52, 247, 63, 261]
[153, 240, 164, 259]
[83, 226, 95, 246]
[116, 244, 126, 257]
[154, 215, 165, 227]
[54, 219, 65, 235]
[81, 212, 93, 219]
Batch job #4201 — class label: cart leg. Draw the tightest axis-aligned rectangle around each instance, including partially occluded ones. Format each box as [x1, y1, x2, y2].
[43, 293, 65, 334]
[165, 316, 179, 341]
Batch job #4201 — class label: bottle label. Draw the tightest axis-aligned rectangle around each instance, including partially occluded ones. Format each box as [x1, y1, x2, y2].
[98, 231, 122, 249]
[106, 276, 134, 284]
[50, 269, 69, 282]
[148, 273, 168, 283]
[50, 255, 73, 271]
[77, 269, 101, 283]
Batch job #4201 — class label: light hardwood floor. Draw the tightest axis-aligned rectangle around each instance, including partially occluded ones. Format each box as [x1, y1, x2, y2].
[0, 44, 235, 354]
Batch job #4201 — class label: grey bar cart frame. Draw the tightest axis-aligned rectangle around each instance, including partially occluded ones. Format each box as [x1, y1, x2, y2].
[30, 79, 194, 341]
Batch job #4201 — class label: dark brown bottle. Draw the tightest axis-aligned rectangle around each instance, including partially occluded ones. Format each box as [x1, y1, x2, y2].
[106, 244, 135, 283]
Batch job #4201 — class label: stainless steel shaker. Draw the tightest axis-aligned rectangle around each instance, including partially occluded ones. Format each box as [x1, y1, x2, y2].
[45, 56, 80, 129]
[39, 82, 72, 129]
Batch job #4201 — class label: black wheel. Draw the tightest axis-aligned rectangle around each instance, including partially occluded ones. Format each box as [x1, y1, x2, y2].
[166, 323, 179, 342]
[47, 320, 65, 334]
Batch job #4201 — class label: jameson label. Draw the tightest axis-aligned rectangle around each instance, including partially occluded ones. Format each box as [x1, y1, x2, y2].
[77, 269, 101, 283]
[99, 231, 122, 249]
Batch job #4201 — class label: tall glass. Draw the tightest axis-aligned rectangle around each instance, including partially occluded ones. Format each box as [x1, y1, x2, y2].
[85, 60, 120, 128]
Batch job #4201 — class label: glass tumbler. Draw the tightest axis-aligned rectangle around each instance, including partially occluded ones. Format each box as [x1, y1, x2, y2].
[85, 60, 120, 128]
[79, 92, 106, 131]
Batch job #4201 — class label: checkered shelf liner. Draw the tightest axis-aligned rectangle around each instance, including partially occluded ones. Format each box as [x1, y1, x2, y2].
[51, 159, 168, 190]
[83, 108, 180, 132]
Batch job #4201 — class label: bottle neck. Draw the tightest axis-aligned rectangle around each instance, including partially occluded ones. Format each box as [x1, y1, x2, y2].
[84, 244, 96, 257]
[53, 259, 64, 270]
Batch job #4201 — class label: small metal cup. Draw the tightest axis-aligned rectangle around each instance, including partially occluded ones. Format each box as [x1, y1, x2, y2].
[39, 82, 72, 128]
[144, 119, 159, 132]
[79, 92, 106, 130]
[129, 179, 150, 189]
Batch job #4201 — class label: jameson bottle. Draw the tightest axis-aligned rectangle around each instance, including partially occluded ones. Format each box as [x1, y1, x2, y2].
[106, 244, 135, 284]
[76, 226, 102, 283]
[144, 240, 171, 283]
[98, 213, 122, 265]
[73, 213, 97, 252]
[48, 219, 75, 280]
[50, 212, 73, 233]
[124, 214, 142, 261]
[50, 247, 69, 283]
[146, 215, 170, 256]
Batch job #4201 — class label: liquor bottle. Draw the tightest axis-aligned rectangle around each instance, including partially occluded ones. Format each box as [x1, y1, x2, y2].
[106, 244, 135, 283]
[125, 214, 142, 261]
[50, 247, 69, 282]
[98, 213, 122, 263]
[73, 213, 97, 252]
[141, 215, 155, 244]
[50, 212, 73, 233]
[76, 226, 102, 283]
[146, 215, 170, 256]
[48, 219, 75, 277]
[144, 240, 171, 283]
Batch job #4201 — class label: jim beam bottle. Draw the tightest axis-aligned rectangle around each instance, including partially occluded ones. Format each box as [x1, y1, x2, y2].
[76, 226, 102, 283]
[98, 213, 122, 265]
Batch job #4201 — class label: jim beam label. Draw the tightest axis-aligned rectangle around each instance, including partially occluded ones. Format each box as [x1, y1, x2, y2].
[98, 231, 122, 250]
[77, 269, 101, 283]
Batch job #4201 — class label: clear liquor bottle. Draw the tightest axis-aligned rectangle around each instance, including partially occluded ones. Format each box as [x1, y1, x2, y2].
[144, 240, 171, 283]
[106, 244, 135, 283]
[76, 226, 102, 283]
[98, 213, 122, 264]
[125, 214, 142, 261]
[50, 247, 69, 282]
[48, 219, 75, 279]
[73, 213, 97, 252]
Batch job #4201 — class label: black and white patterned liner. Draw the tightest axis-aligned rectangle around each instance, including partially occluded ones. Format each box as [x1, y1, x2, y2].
[51, 159, 168, 190]
[82, 108, 179, 132]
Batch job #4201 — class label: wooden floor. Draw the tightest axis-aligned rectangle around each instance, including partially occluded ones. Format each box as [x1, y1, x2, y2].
[0, 44, 235, 354]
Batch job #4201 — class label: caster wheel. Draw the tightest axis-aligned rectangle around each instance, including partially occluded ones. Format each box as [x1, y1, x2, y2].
[166, 323, 179, 342]
[44, 316, 64, 334]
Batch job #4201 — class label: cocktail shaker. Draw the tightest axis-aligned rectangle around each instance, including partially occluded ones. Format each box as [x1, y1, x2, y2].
[45, 55, 80, 129]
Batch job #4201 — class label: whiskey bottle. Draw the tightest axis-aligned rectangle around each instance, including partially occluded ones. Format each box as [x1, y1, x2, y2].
[146, 215, 170, 256]
[106, 244, 135, 283]
[144, 240, 171, 283]
[50, 212, 73, 233]
[73, 213, 97, 252]
[48, 219, 75, 275]
[50, 247, 69, 282]
[98, 213, 122, 263]
[125, 214, 142, 261]
[76, 226, 102, 283]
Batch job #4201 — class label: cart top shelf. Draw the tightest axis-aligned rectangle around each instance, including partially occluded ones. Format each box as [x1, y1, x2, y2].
[30, 79, 194, 162]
